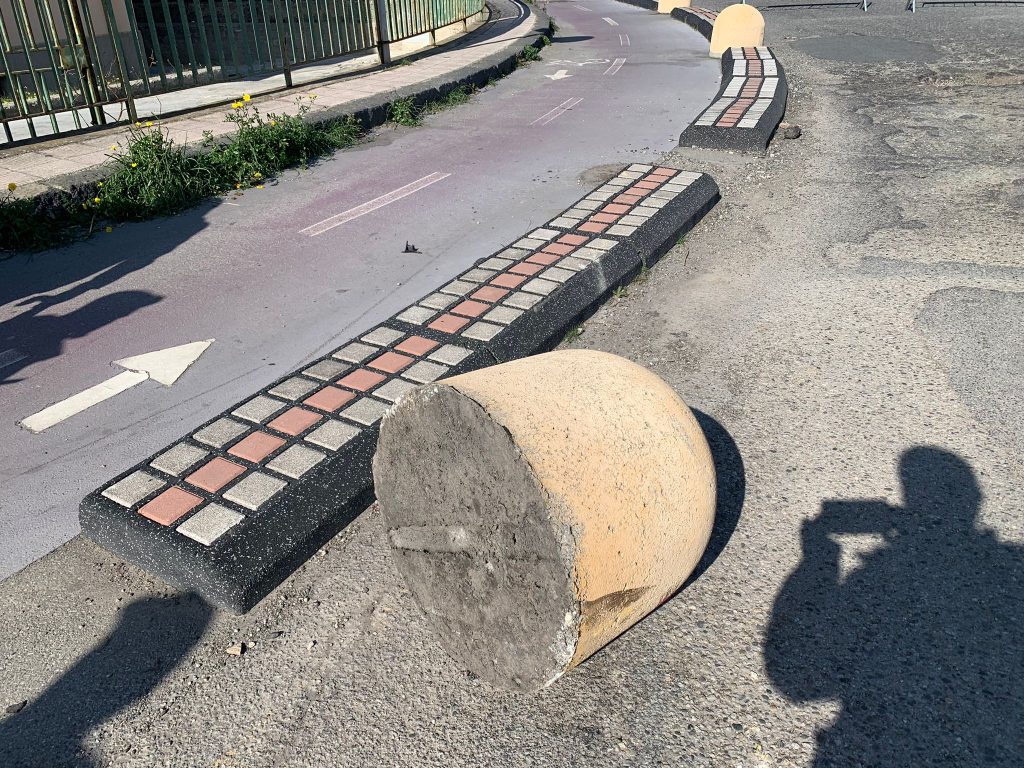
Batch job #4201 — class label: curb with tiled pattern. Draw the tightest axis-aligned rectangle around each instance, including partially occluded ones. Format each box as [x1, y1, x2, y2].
[80, 165, 720, 613]
[679, 45, 787, 151]
[670, 5, 718, 39]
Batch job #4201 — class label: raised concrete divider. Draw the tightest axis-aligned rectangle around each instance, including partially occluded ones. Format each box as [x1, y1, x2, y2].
[373, 349, 716, 690]
[80, 164, 721, 613]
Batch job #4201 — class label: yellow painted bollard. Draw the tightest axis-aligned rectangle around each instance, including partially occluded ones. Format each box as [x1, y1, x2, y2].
[709, 4, 765, 58]
[658, 0, 691, 13]
[373, 350, 716, 690]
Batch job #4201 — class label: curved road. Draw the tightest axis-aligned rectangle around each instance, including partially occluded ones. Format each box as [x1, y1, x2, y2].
[0, 0, 720, 578]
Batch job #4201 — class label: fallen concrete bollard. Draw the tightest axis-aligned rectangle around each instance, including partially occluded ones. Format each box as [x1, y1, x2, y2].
[373, 349, 716, 690]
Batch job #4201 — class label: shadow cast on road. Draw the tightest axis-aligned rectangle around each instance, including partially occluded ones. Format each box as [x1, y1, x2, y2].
[0, 204, 213, 385]
[765, 447, 1024, 766]
[0, 594, 212, 768]
[685, 408, 746, 589]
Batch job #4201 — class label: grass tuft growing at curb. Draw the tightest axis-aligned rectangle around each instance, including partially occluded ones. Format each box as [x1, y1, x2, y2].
[1, 35, 552, 256]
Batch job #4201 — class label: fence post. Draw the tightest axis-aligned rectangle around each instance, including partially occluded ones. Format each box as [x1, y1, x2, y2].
[374, 0, 391, 65]
[65, 0, 106, 125]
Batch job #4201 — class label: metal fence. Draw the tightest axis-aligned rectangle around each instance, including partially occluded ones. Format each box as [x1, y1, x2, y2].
[0, 0, 483, 143]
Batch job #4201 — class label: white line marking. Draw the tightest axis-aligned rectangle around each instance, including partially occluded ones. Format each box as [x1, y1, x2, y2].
[574, 4, 592, 10]
[300, 172, 451, 237]
[0, 348, 28, 372]
[619, 33, 630, 46]
[604, 57, 627, 76]
[20, 371, 148, 433]
[531, 97, 584, 126]
[19, 339, 214, 433]
[603, 17, 619, 26]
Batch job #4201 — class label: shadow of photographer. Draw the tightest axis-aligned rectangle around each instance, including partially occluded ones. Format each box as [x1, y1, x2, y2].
[766, 447, 1024, 766]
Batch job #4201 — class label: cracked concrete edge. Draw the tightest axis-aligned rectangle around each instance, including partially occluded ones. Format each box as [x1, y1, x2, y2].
[11, 0, 552, 201]
[78, 171, 720, 614]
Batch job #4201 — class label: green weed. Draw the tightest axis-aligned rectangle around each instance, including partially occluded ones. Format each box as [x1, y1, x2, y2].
[563, 324, 585, 344]
[388, 96, 422, 126]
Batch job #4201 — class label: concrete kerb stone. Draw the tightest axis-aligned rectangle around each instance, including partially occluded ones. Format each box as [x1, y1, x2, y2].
[79, 164, 721, 613]
[679, 45, 788, 152]
[671, 5, 716, 39]
[8, 0, 551, 203]
[609, 0, 785, 152]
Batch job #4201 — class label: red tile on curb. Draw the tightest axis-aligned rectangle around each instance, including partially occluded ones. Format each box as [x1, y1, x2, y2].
[614, 194, 642, 205]
[654, 167, 679, 176]
[268, 407, 323, 436]
[471, 286, 509, 303]
[368, 351, 415, 373]
[633, 180, 660, 190]
[591, 212, 620, 224]
[510, 262, 544, 275]
[526, 253, 560, 266]
[603, 203, 630, 215]
[228, 433, 286, 463]
[491, 273, 527, 289]
[558, 234, 589, 246]
[187, 457, 247, 492]
[428, 314, 471, 333]
[542, 242, 575, 256]
[578, 222, 607, 234]
[304, 386, 356, 412]
[337, 369, 386, 392]
[395, 335, 439, 355]
[138, 487, 203, 526]
[452, 300, 489, 318]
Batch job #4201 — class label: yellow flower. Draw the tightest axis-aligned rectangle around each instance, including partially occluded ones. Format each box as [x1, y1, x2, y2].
[93, 196, 101, 203]
[243, 93, 251, 102]
[270, 120, 277, 127]
[131, 162, 138, 168]
[97, 181, 104, 187]
[105, 226, 113, 233]
[253, 172, 262, 179]
[110, 144, 117, 150]
[134, 121, 142, 127]
[7, 182, 17, 192]
[231, 102, 242, 109]
[235, 183, 242, 189]
[145, 121, 153, 127]
[255, 184, 264, 189]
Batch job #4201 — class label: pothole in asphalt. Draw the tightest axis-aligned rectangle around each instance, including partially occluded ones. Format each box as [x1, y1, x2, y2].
[793, 35, 940, 63]
[579, 163, 631, 186]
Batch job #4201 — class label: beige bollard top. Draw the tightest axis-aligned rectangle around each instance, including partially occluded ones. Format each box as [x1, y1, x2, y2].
[657, 0, 692, 13]
[709, 4, 765, 58]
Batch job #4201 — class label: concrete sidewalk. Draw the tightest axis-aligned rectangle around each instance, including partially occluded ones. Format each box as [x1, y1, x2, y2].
[1, 1, 538, 199]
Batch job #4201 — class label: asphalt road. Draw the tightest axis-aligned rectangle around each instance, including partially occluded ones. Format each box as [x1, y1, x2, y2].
[3, 3, 1021, 768]
[0, 0, 720, 579]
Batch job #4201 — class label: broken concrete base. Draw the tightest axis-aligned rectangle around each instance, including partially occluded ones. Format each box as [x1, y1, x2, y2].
[373, 349, 716, 690]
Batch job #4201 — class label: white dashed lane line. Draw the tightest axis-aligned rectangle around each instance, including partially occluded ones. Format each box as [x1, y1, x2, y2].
[531, 97, 584, 126]
[619, 33, 630, 46]
[603, 17, 619, 26]
[300, 172, 451, 236]
[603, 58, 627, 76]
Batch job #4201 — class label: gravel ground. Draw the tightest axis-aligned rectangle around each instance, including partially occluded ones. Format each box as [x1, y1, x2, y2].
[1, 5, 1022, 767]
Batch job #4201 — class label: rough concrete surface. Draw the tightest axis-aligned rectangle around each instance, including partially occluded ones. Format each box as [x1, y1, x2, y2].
[1, 5, 1023, 767]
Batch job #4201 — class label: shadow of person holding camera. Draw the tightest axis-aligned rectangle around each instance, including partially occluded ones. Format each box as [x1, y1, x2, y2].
[765, 447, 1024, 766]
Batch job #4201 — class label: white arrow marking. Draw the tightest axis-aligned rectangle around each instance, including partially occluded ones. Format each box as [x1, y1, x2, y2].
[545, 69, 572, 80]
[19, 339, 214, 433]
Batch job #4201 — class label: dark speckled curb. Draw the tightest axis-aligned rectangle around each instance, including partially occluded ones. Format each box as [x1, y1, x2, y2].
[80, 167, 720, 614]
